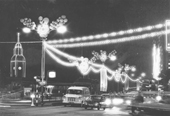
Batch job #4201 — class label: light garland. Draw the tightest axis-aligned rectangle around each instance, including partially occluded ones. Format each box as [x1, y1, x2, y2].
[47, 23, 164, 44]
[45, 43, 140, 83]
[50, 31, 165, 48]
[44, 42, 81, 61]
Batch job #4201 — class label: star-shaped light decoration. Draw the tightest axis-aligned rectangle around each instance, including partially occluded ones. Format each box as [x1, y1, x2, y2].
[91, 50, 117, 63]
[20, 15, 68, 38]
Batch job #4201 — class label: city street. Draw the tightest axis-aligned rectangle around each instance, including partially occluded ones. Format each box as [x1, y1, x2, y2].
[0, 104, 166, 116]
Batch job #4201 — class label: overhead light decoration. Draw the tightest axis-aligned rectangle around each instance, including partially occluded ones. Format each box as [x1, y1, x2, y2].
[47, 23, 164, 44]
[44, 42, 140, 87]
[50, 31, 165, 48]
[90, 50, 117, 91]
[20, 15, 68, 38]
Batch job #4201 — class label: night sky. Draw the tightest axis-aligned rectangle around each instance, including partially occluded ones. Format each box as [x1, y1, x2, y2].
[0, 0, 170, 88]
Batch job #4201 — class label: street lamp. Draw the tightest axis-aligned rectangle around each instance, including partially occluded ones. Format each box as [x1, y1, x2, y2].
[21, 15, 68, 106]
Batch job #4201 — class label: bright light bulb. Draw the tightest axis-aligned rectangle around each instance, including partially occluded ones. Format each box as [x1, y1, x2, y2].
[131, 67, 136, 72]
[141, 72, 146, 77]
[110, 55, 117, 61]
[57, 25, 67, 34]
[22, 27, 31, 33]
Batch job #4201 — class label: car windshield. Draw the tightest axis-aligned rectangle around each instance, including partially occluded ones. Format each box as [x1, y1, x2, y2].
[66, 89, 82, 94]
[91, 96, 102, 100]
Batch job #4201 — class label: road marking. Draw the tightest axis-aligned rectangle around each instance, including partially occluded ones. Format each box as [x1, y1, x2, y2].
[0, 105, 11, 107]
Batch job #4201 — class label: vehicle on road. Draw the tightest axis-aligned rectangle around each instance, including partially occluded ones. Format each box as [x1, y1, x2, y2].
[127, 91, 170, 115]
[62, 86, 90, 106]
[84, 95, 107, 110]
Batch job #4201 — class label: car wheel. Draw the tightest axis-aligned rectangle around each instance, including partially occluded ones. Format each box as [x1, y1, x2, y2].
[98, 105, 100, 110]
[64, 104, 67, 107]
[85, 105, 88, 109]
[81, 101, 84, 107]
[103, 107, 105, 110]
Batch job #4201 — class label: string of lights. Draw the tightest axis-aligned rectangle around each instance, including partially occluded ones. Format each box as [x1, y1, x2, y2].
[0, 41, 42, 44]
[47, 23, 164, 44]
[50, 30, 166, 48]
[45, 43, 140, 83]
[44, 42, 81, 61]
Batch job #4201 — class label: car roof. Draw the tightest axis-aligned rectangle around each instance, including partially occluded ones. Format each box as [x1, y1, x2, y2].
[91, 95, 102, 97]
[68, 86, 88, 90]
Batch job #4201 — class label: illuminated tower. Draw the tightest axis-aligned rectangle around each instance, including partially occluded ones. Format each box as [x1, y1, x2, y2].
[10, 33, 26, 78]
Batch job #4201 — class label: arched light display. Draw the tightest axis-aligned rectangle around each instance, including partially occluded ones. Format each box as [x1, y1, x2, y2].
[44, 43, 139, 85]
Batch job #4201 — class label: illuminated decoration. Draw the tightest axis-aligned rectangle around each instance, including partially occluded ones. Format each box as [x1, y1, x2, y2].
[100, 65, 108, 91]
[91, 50, 117, 92]
[165, 20, 170, 52]
[20, 15, 68, 38]
[124, 78, 129, 91]
[152, 44, 162, 81]
[91, 50, 117, 63]
[50, 31, 165, 48]
[47, 23, 164, 44]
[10, 33, 26, 78]
[44, 42, 141, 85]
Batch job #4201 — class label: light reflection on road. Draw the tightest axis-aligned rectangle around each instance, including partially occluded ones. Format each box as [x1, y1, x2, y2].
[104, 106, 129, 115]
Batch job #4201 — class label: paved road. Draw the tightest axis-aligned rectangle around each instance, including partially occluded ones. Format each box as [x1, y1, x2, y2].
[0, 104, 168, 116]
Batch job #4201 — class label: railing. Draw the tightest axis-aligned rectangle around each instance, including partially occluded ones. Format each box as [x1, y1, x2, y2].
[1, 90, 23, 100]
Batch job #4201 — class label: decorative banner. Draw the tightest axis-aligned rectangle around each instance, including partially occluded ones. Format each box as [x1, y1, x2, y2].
[124, 78, 129, 91]
[100, 67, 108, 92]
[166, 20, 170, 52]
[152, 44, 162, 80]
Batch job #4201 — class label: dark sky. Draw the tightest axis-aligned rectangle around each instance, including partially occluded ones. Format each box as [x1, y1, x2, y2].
[0, 0, 170, 84]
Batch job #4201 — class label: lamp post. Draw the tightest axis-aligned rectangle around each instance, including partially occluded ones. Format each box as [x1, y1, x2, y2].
[21, 15, 68, 106]
[90, 50, 117, 92]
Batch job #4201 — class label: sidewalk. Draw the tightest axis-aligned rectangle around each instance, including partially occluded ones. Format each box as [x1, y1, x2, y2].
[0, 99, 62, 107]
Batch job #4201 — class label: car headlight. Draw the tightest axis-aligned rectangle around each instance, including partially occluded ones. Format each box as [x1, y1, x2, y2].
[105, 99, 111, 105]
[156, 96, 162, 101]
[125, 100, 131, 105]
[112, 98, 124, 105]
[95, 103, 99, 106]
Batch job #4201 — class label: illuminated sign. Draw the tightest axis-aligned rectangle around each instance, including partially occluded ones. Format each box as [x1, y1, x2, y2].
[166, 20, 170, 52]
